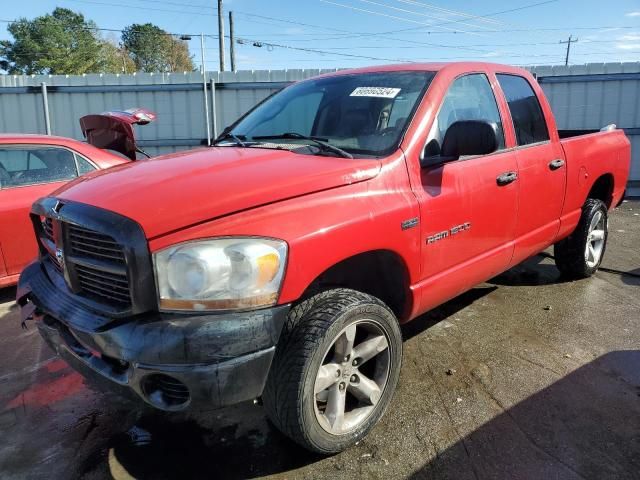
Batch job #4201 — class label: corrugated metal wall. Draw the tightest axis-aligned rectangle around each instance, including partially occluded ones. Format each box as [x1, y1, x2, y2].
[0, 69, 337, 156]
[0, 64, 638, 194]
[528, 63, 640, 195]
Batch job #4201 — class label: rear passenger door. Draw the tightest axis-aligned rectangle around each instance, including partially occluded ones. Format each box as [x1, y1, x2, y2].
[496, 74, 566, 263]
[0, 146, 80, 275]
[414, 73, 519, 311]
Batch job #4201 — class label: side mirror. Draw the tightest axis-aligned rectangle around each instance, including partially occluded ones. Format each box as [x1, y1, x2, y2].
[421, 120, 499, 168]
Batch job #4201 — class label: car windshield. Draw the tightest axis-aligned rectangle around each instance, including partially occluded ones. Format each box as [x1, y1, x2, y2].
[223, 71, 435, 158]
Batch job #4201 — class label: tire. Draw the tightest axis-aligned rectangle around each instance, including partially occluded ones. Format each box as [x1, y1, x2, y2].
[554, 198, 608, 279]
[262, 288, 402, 454]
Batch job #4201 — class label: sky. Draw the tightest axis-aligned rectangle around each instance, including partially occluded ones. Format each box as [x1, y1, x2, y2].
[1, 0, 639, 71]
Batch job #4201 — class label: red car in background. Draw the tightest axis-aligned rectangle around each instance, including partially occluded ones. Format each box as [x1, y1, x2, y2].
[0, 135, 127, 287]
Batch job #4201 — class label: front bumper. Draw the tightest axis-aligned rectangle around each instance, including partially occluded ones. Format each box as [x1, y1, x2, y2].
[17, 262, 290, 411]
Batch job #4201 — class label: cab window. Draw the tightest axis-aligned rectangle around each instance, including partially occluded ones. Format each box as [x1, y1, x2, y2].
[0, 146, 78, 188]
[424, 73, 505, 158]
[75, 154, 97, 175]
[496, 74, 549, 146]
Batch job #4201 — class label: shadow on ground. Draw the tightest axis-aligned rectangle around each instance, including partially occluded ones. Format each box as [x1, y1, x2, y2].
[75, 284, 497, 479]
[410, 350, 640, 480]
[75, 351, 640, 479]
[0, 286, 17, 313]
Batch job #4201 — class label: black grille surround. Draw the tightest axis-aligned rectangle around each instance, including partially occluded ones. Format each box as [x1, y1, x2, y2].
[31, 197, 156, 318]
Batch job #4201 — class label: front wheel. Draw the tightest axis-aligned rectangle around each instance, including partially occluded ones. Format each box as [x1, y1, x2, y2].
[262, 289, 402, 454]
[554, 198, 608, 278]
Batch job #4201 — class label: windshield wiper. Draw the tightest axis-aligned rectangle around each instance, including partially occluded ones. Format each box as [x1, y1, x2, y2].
[212, 132, 247, 147]
[252, 132, 353, 159]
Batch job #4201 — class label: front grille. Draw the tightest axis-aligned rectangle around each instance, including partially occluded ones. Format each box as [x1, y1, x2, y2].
[48, 251, 63, 273]
[75, 264, 131, 306]
[40, 219, 132, 308]
[41, 218, 63, 273]
[42, 218, 54, 242]
[59, 223, 132, 306]
[32, 198, 156, 316]
[68, 225, 126, 265]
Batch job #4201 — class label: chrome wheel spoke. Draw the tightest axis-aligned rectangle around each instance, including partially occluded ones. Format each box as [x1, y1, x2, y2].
[315, 363, 341, 394]
[333, 323, 356, 361]
[585, 210, 606, 267]
[590, 211, 602, 231]
[590, 229, 605, 241]
[313, 319, 392, 435]
[350, 373, 382, 406]
[352, 334, 388, 365]
[325, 383, 346, 429]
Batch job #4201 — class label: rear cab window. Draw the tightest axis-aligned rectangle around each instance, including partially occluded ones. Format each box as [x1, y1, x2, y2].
[496, 74, 549, 146]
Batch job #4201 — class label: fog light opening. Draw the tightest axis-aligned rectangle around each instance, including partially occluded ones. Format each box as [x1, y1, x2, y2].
[141, 374, 191, 410]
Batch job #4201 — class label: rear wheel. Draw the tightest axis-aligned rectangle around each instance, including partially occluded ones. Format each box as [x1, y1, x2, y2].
[262, 288, 402, 454]
[554, 198, 608, 278]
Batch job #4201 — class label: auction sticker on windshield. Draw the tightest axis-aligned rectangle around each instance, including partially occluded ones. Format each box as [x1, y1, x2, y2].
[350, 87, 401, 98]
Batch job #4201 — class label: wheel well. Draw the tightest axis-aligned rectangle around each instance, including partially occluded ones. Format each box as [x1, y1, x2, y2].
[300, 250, 411, 320]
[587, 174, 614, 207]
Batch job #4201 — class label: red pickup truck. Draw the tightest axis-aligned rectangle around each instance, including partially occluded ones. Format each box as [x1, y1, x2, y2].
[17, 62, 630, 453]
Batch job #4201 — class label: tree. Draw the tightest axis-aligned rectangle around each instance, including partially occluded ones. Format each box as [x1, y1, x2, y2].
[122, 23, 195, 73]
[99, 38, 136, 74]
[0, 8, 129, 75]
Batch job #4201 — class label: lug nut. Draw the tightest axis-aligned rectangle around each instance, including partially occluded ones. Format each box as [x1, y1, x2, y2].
[352, 359, 359, 366]
[339, 382, 346, 391]
[350, 374, 358, 383]
[344, 354, 350, 362]
[336, 369, 341, 377]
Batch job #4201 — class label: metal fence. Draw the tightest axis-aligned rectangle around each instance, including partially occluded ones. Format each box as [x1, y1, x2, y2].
[529, 63, 640, 196]
[0, 63, 638, 194]
[0, 69, 338, 156]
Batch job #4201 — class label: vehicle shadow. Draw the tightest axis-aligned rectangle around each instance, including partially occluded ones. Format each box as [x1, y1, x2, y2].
[409, 350, 640, 480]
[488, 253, 570, 287]
[0, 286, 16, 304]
[79, 286, 499, 479]
[0, 286, 17, 318]
[82, 404, 323, 479]
[402, 286, 497, 341]
[600, 266, 640, 286]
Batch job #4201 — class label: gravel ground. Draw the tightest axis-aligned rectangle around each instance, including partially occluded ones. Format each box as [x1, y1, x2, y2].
[0, 200, 638, 480]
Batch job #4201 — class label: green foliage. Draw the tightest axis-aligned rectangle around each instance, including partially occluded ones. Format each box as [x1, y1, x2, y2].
[122, 23, 195, 73]
[0, 9, 194, 75]
[0, 8, 128, 74]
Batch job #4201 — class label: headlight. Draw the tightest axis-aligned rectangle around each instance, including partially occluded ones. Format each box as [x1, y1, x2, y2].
[154, 238, 287, 312]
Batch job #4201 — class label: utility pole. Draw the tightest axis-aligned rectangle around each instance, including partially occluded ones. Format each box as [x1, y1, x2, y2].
[560, 35, 578, 66]
[229, 11, 236, 72]
[217, 0, 225, 71]
[201, 33, 212, 145]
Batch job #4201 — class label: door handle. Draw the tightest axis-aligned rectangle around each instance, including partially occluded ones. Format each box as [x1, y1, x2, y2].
[496, 171, 518, 186]
[549, 158, 565, 170]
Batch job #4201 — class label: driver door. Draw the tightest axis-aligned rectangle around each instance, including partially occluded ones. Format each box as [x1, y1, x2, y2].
[413, 73, 519, 311]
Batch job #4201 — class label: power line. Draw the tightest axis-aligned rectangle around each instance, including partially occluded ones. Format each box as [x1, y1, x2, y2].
[352, 0, 498, 32]
[391, 0, 506, 27]
[319, 0, 487, 37]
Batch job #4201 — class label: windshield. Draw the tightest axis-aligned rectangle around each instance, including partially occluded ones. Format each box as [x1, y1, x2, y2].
[224, 71, 435, 157]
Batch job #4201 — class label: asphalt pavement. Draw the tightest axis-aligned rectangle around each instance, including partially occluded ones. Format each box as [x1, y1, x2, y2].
[1, 200, 638, 479]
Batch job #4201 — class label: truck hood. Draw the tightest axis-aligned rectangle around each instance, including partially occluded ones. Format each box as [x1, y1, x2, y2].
[55, 147, 381, 239]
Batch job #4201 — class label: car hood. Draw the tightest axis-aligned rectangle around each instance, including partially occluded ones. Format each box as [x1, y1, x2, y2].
[55, 146, 381, 239]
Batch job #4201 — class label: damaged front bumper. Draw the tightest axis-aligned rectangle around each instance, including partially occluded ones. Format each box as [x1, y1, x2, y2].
[17, 261, 289, 411]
